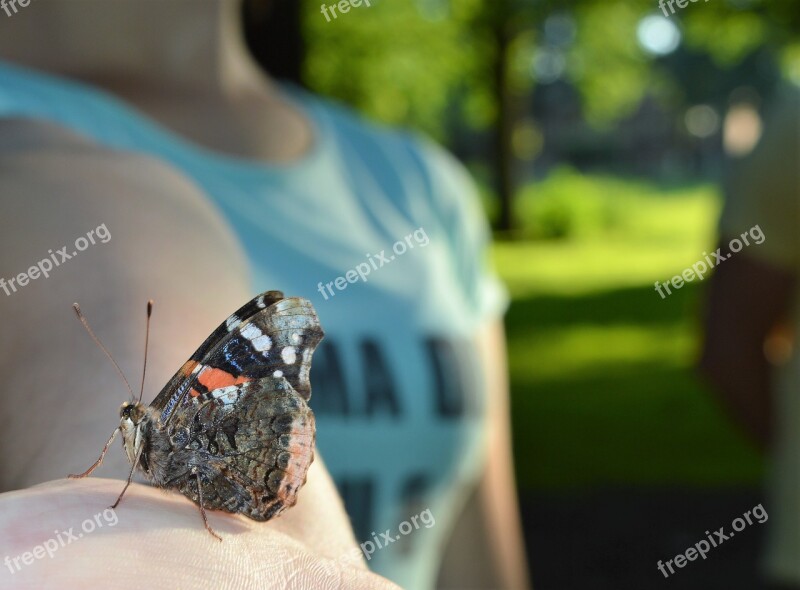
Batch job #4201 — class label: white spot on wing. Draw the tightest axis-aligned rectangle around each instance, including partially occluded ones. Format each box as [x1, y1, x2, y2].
[225, 314, 239, 332]
[241, 323, 262, 340]
[291, 333, 301, 344]
[252, 335, 272, 352]
[256, 294, 266, 308]
[237, 322, 271, 355]
[273, 370, 284, 378]
[281, 346, 297, 365]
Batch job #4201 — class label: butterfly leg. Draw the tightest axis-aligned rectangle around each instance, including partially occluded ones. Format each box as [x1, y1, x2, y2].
[110, 444, 143, 509]
[68, 428, 119, 479]
[192, 468, 222, 541]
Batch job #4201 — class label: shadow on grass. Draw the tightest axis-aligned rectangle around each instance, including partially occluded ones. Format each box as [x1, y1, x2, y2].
[522, 486, 768, 590]
[504, 282, 762, 490]
[505, 280, 703, 334]
[506, 282, 770, 588]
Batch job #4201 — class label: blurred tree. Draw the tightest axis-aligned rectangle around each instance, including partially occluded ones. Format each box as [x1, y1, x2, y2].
[246, 0, 800, 232]
[302, 0, 490, 138]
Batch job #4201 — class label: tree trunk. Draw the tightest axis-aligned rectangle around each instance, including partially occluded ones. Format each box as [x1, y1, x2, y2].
[491, 10, 515, 233]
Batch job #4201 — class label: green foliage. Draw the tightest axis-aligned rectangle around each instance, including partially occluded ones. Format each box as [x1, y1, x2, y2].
[780, 41, 800, 84]
[569, 2, 655, 125]
[513, 167, 718, 242]
[514, 168, 615, 240]
[302, 0, 799, 143]
[301, 0, 488, 139]
[683, 6, 769, 66]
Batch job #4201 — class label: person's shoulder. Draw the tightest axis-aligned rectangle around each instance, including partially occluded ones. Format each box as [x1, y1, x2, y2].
[0, 117, 246, 271]
[0, 117, 226, 216]
[0, 118, 193, 184]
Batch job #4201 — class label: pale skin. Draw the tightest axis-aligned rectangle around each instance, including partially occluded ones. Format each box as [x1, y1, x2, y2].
[0, 1, 530, 588]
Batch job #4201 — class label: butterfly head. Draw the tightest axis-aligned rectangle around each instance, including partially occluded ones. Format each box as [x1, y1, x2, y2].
[119, 401, 148, 465]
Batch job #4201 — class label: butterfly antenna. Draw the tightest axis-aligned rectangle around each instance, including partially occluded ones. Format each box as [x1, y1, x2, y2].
[72, 302, 136, 400]
[138, 300, 153, 404]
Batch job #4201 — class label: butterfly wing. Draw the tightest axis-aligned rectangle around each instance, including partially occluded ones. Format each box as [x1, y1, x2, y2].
[150, 291, 324, 425]
[169, 376, 316, 520]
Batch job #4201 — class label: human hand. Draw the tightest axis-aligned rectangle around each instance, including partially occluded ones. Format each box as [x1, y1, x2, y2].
[0, 474, 399, 590]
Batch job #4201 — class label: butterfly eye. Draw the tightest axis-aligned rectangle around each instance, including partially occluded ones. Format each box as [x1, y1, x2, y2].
[120, 405, 133, 419]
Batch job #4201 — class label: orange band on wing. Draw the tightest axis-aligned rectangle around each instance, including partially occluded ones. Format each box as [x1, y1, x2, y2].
[197, 367, 251, 392]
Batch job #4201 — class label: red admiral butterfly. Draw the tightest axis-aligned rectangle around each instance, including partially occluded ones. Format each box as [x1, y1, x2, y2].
[69, 291, 324, 540]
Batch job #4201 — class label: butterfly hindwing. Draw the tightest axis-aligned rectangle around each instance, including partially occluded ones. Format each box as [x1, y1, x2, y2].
[169, 377, 316, 520]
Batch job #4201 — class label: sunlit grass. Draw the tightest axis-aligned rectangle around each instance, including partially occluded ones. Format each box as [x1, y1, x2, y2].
[514, 323, 691, 380]
[496, 173, 763, 490]
[499, 172, 721, 297]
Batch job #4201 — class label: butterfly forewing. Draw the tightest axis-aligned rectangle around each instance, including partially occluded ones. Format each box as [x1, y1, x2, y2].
[151, 292, 323, 425]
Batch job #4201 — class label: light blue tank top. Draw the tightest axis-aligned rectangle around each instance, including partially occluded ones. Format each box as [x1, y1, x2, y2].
[0, 61, 508, 589]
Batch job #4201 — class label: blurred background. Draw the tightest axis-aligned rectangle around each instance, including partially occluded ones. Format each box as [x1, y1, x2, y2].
[245, 0, 799, 587]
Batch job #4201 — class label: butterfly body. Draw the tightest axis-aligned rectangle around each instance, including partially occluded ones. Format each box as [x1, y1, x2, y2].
[74, 290, 323, 534]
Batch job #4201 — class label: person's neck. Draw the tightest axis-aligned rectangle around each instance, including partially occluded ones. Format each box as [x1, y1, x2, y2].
[0, 0, 314, 161]
[0, 0, 262, 101]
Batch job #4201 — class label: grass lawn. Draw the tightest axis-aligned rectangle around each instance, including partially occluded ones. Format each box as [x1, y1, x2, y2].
[494, 173, 764, 490]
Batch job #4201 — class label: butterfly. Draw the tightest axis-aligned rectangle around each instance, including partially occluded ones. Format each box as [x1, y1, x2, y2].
[69, 290, 324, 540]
